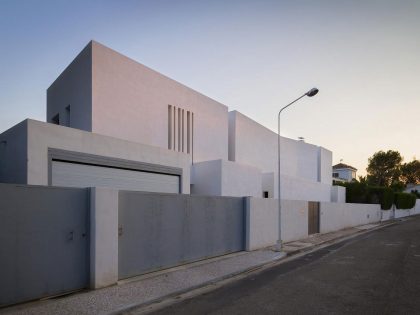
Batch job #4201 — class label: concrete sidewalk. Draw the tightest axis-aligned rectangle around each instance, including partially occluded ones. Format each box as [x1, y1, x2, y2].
[1, 221, 395, 315]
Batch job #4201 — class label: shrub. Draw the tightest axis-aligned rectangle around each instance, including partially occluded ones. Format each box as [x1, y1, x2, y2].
[343, 181, 369, 204]
[394, 192, 416, 209]
[367, 186, 394, 210]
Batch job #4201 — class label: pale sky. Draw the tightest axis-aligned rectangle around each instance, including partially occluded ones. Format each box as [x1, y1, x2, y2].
[0, 0, 419, 175]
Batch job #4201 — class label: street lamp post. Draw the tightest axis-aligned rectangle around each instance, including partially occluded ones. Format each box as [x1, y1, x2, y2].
[276, 87, 319, 251]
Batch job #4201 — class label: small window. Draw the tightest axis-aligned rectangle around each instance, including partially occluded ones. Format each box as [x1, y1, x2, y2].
[65, 105, 70, 127]
[263, 191, 269, 198]
[333, 172, 339, 178]
[51, 114, 59, 125]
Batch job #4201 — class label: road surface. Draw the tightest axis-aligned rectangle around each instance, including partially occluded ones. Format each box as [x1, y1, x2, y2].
[145, 216, 420, 314]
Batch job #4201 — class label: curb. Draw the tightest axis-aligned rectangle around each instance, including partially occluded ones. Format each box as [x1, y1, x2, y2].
[283, 220, 398, 257]
[110, 253, 286, 315]
[113, 221, 398, 314]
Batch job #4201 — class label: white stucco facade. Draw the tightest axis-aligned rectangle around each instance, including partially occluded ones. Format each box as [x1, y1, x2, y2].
[2, 40, 336, 201]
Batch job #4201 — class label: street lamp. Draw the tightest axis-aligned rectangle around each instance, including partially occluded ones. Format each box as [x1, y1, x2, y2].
[276, 87, 319, 251]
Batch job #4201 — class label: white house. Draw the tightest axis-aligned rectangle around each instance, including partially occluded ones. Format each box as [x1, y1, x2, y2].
[0, 40, 334, 202]
[332, 163, 357, 182]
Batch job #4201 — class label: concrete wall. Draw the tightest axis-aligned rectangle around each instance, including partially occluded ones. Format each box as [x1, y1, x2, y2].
[280, 174, 332, 202]
[90, 41, 228, 163]
[395, 209, 411, 218]
[228, 110, 332, 201]
[381, 210, 393, 221]
[245, 198, 309, 250]
[47, 42, 92, 131]
[0, 120, 27, 184]
[320, 202, 381, 233]
[192, 159, 262, 197]
[281, 199, 309, 242]
[331, 185, 346, 203]
[0, 184, 89, 306]
[0, 119, 191, 193]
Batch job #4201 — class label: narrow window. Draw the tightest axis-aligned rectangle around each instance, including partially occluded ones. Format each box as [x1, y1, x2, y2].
[187, 111, 191, 154]
[182, 109, 185, 152]
[173, 106, 176, 151]
[51, 113, 59, 125]
[263, 191, 269, 198]
[178, 108, 181, 151]
[65, 105, 70, 127]
[168, 105, 172, 149]
[191, 112, 194, 161]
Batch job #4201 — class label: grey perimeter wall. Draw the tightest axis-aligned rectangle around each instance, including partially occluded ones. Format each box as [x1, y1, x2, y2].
[2, 183, 411, 307]
[0, 184, 89, 307]
[118, 191, 245, 279]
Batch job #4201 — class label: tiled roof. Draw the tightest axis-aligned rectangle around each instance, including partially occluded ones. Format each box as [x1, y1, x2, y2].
[333, 163, 357, 171]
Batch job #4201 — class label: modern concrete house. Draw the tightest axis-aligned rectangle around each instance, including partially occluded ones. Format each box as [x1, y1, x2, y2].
[332, 163, 357, 183]
[0, 40, 333, 201]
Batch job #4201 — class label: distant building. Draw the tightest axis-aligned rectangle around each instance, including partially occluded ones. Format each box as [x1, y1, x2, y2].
[405, 184, 420, 195]
[332, 163, 357, 182]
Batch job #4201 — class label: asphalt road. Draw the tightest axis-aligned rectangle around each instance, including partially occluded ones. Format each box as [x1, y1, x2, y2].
[148, 217, 420, 315]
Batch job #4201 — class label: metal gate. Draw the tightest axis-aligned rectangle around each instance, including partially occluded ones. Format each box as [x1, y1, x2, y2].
[118, 191, 245, 279]
[308, 201, 320, 234]
[0, 184, 89, 307]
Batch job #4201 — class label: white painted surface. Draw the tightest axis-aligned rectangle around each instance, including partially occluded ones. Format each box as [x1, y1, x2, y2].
[245, 198, 309, 250]
[90, 187, 118, 288]
[52, 161, 179, 193]
[192, 159, 262, 197]
[48, 41, 229, 163]
[395, 209, 410, 218]
[229, 111, 333, 201]
[331, 186, 346, 203]
[23, 120, 190, 193]
[47, 42, 92, 131]
[320, 202, 381, 233]
[281, 199, 309, 242]
[381, 210, 393, 221]
[280, 174, 331, 202]
[245, 197, 278, 251]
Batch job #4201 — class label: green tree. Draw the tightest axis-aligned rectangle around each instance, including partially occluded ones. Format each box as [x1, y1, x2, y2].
[366, 150, 403, 187]
[401, 159, 420, 185]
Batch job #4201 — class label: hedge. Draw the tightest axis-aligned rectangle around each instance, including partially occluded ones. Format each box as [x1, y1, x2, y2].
[367, 187, 394, 210]
[338, 182, 394, 210]
[394, 192, 416, 210]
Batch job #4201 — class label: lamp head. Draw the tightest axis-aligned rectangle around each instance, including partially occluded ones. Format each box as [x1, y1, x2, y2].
[306, 88, 319, 97]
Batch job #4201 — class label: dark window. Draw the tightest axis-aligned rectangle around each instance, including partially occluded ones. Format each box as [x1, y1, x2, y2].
[263, 191, 269, 198]
[51, 114, 59, 125]
[333, 172, 339, 178]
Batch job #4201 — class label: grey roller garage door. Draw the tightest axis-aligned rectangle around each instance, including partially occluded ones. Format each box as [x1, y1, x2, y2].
[51, 161, 180, 193]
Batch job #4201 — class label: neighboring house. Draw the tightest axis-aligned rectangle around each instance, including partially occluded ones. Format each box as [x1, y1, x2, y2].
[0, 40, 334, 202]
[332, 163, 357, 182]
[405, 184, 420, 195]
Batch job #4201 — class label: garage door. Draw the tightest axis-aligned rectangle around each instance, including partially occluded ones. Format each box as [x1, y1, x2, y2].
[51, 161, 180, 193]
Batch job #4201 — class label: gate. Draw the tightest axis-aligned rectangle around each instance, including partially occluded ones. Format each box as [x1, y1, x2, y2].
[118, 191, 245, 279]
[0, 184, 89, 307]
[308, 201, 320, 234]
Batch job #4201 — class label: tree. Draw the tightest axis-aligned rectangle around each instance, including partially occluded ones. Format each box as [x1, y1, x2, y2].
[401, 159, 420, 185]
[366, 150, 403, 187]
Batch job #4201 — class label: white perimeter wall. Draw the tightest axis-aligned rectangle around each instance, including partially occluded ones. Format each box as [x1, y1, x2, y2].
[320, 202, 381, 233]
[245, 198, 309, 250]
[14, 120, 190, 193]
[331, 186, 346, 203]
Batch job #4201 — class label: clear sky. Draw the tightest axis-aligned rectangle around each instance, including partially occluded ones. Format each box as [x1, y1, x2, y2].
[0, 0, 419, 175]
